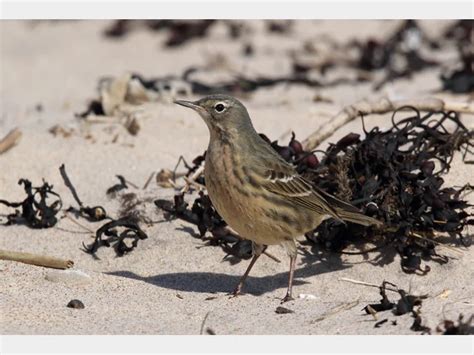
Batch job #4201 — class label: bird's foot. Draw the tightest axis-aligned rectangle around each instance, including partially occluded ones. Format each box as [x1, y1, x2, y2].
[228, 287, 242, 299]
[281, 293, 294, 304]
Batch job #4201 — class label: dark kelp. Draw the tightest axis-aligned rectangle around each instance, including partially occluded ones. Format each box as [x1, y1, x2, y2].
[103, 20, 216, 47]
[82, 217, 148, 257]
[304, 108, 473, 273]
[0, 179, 62, 228]
[437, 314, 474, 335]
[106, 175, 129, 197]
[363, 281, 430, 333]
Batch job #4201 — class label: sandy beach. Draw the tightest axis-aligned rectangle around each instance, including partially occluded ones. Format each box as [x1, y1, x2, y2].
[0, 20, 472, 335]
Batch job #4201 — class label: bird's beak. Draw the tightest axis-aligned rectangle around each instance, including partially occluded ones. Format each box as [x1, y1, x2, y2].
[174, 100, 203, 113]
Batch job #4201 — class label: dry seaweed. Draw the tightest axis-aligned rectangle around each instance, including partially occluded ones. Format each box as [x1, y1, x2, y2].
[363, 281, 430, 333]
[106, 175, 128, 197]
[103, 20, 216, 47]
[437, 314, 474, 335]
[363, 281, 396, 313]
[304, 107, 473, 272]
[0, 179, 62, 228]
[59, 164, 108, 222]
[82, 217, 148, 257]
[354, 20, 439, 90]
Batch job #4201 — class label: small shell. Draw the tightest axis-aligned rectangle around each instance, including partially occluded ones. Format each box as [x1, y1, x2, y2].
[298, 293, 318, 300]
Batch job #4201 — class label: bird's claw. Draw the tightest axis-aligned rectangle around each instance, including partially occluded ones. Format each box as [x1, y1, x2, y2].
[281, 294, 294, 304]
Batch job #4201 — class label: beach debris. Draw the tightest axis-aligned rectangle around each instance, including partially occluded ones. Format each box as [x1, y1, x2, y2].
[440, 46, 473, 93]
[437, 314, 474, 335]
[363, 281, 396, 313]
[0, 128, 22, 155]
[49, 124, 75, 138]
[360, 20, 438, 90]
[106, 175, 129, 197]
[361, 280, 430, 333]
[59, 164, 108, 222]
[0, 179, 62, 228]
[45, 269, 91, 284]
[67, 299, 85, 309]
[156, 169, 175, 188]
[303, 107, 473, 273]
[117, 192, 155, 224]
[302, 96, 474, 152]
[199, 311, 216, 335]
[0, 249, 73, 270]
[267, 20, 292, 34]
[275, 306, 294, 314]
[298, 293, 318, 300]
[440, 20, 473, 93]
[312, 300, 360, 323]
[82, 217, 148, 257]
[374, 319, 388, 328]
[104, 20, 217, 47]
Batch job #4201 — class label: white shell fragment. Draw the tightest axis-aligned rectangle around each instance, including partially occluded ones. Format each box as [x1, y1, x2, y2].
[298, 293, 318, 300]
[45, 269, 91, 285]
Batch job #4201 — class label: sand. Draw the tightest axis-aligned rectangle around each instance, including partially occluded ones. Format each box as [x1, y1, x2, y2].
[0, 20, 472, 335]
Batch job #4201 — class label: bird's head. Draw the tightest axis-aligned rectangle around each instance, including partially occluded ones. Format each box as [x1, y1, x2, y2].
[174, 94, 254, 138]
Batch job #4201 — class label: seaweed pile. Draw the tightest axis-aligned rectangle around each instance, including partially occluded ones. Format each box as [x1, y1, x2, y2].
[0, 165, 149, 257]
[440, 20, 474, 94]
[0, 179, 62, 228]
[58, 164, 149, 257]
[156, 107, 473, 272]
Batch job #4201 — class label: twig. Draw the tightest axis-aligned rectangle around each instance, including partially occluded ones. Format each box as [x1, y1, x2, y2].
[180, 166, 205, 193]
[124, 178, 139, 189]
[409, 232, 464, 255]
[339, 277, 399, 293]
[0, 128, 22, 154]
[142, 171, 156, 190]
[0, 249, 74, 269]
[64, 213, 94, 233]
[303, 97, 474, 150]
[183, 176, 206, 191]
[199, 311, 211, 335]
[263, 250, 281, 263]
[312, 300, 360, 323]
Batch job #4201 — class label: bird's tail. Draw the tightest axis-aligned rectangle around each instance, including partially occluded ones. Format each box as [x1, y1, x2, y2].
[335, 208, 383, 227]
[315, 186, 383, 227]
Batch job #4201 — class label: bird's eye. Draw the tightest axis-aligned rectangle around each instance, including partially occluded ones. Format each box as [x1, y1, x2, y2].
[214, 103, 225, 113]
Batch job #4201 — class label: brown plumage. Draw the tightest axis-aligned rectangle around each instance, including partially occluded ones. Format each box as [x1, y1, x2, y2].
[175, 94, 382, 302]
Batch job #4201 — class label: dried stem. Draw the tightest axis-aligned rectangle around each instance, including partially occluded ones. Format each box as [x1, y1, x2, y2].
[0, 249, 74, 269]
[339, 277, 399, 293]
[180, 166, 205, 193]
[0, 128, 22, 154]
[303, 97, 474, 151]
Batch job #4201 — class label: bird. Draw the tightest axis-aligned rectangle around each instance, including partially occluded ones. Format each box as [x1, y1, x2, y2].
[175, 94, 382, 302]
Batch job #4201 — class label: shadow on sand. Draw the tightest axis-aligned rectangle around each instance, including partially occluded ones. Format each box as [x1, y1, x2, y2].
[106, 249, 352, 296]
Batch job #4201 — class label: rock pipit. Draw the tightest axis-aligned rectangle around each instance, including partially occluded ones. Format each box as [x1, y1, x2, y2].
[175, 95, 382, 302]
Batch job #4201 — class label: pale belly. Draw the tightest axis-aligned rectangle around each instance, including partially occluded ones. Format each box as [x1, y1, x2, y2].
[204, 160, 316, 246]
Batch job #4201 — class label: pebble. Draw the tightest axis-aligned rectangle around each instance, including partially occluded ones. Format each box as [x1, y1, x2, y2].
[67, 299, 85, 309]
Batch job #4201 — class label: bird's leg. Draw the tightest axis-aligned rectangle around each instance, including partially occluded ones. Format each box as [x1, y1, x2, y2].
[231, 244, 267, 297]
[281, 255, 297, 303]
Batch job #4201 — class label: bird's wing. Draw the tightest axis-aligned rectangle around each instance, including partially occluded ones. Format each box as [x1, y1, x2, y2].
[259, 160, 382, 226]
[260, 162, 343, 222]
